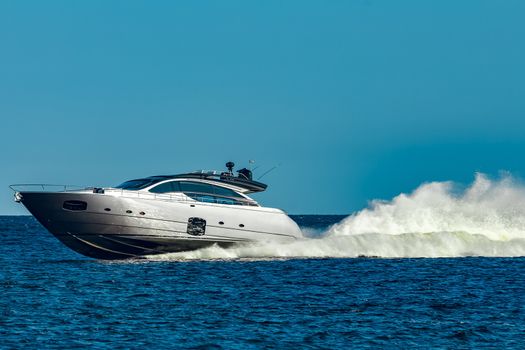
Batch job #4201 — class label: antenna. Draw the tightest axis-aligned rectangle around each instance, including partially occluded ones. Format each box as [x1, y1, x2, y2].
[249, 159, 255, 171]
[257, 164, 281, 180]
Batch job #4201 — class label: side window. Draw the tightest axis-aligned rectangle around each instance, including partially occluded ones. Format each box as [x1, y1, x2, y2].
[171, 181, 181, 192]
[215, 197, 237, 205]
[179, 182, 214, 195]
[177, 182, 247, 205]
[149, 181, 181, 193]
[212, 185, 243, 198]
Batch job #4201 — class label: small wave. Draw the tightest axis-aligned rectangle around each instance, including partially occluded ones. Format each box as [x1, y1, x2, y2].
[145, 233, 525, 261]
[146, 173, 525, 261]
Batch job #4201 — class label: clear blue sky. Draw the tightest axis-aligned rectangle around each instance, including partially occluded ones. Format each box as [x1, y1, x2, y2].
[1, 0, 525, 214]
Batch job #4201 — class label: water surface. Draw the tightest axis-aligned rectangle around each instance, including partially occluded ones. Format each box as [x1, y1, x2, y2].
[1, 216, 524, 349]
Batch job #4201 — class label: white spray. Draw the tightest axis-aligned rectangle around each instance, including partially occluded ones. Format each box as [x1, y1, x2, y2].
[147, 173, 525, 261]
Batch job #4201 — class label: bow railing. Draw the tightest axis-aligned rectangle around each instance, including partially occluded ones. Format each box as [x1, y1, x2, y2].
[9, 185, 259, 207]
[9, 184, 90, 193]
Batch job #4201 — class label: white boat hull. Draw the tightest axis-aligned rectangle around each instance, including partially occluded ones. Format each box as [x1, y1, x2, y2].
[18, 191, 302, 259]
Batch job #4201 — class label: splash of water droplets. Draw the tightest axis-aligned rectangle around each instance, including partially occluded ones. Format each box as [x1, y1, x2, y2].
[146, 173, 525, 261]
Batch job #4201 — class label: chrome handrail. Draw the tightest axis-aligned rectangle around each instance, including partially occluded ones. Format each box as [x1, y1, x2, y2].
[9, 184, 259, 207]
[106, 188, 258, 207]
[9, 184, 90, 193]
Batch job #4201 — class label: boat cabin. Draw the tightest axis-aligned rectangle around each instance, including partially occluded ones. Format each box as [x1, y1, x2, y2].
[114, 162, 266, 206]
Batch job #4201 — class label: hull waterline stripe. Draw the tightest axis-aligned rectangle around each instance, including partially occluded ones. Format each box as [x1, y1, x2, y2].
[65, 231, 138, 257]
[55, 221, 253, 241]
[79, 210, 296, 238]
[98, 235, 166, 254]
[52, 215, 297, 239]
[64, 231, 250, 244]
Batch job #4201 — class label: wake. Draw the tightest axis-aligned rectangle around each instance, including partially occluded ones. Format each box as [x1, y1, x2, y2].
[147, 173, 525, 260]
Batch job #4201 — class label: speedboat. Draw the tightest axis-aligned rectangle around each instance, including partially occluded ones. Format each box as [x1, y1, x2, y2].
[11, 162, 302, 259]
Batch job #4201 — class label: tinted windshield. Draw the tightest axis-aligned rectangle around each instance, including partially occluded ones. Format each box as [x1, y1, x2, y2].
[115, 179, 155, 190]
[149, 181, 181, 193]
[212, 185, 244, 198]
[179, 181, 215, 195]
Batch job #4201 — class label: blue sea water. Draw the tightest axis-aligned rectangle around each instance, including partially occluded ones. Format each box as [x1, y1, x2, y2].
[1, 215, 525, 349]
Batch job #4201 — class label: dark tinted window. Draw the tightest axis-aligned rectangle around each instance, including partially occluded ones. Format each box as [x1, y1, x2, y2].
[179, 182, 214, 195]
[149, 181, 181, 193]
[212, 185, 243, 198]
[115, 179, 155, 190]
[63, 200, 87, 211]
[215, 197, 238, 205]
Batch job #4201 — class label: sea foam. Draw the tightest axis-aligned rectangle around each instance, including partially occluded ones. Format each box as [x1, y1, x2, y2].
[147, 173, 525, 260]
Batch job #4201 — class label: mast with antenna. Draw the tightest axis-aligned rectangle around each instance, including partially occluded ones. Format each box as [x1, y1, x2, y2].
[257, 164, 281, 180]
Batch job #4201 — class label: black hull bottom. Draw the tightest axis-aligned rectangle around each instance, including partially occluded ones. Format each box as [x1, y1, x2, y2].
[54, 232, 237, 260]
